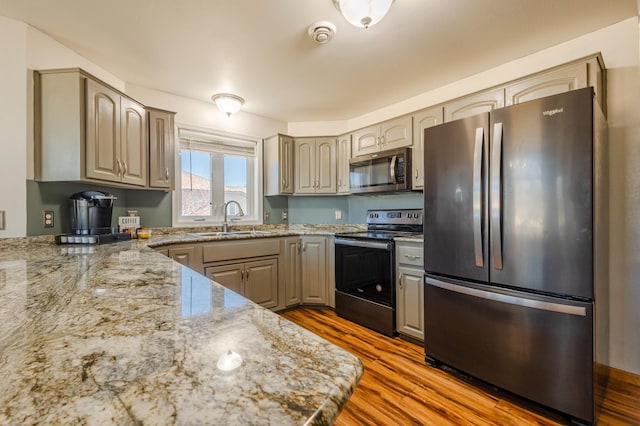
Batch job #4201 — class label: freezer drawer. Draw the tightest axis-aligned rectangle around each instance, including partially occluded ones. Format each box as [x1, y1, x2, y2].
[424, 276, 594, 423]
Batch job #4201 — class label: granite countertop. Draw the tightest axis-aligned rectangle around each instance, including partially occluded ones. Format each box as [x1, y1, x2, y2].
[0, 230, 364, 425]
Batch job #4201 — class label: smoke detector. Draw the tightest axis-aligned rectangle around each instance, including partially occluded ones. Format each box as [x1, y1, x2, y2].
[308, 21, 337, 44]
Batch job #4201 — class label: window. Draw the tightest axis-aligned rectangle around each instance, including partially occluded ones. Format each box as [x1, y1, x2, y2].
[175, 126, 261, 225]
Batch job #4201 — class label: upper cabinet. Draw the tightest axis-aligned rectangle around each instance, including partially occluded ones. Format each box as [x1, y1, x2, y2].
[147, 107, 176, 190]
[337, 133, 351, 194]
[294, 137, 337, 194]
[352, 115, 412, 157]
[264, 134, 294, 196]
[412, 105, 444, 190]
[34, 68, 175, 190]
[505, 55, 606, 113]
[444, 87, 504, 122]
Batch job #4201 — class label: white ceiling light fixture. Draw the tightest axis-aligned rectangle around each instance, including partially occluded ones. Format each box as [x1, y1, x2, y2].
[308, 21, 337, 44]
[332, 0, 394, 29]
[211, 93, 245, 117]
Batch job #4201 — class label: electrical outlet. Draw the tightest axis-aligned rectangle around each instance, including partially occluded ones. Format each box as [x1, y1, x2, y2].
[282, 211, 288, 220]
[43, 210, 54, 228]
[264, 211, 270, 221]
[335, 210, 342, 220]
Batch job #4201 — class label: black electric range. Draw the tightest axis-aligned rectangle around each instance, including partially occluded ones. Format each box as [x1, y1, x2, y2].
[334, 209, 423, 337]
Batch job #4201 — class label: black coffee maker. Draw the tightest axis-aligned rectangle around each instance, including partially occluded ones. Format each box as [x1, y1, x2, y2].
[69, 191, 117, 235]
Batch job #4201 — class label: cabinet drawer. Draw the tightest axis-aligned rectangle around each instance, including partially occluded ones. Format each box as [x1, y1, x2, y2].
[397, 244, 423, 267]
[202, 238, 280, 263]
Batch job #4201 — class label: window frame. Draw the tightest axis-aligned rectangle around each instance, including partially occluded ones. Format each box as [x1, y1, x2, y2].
[172, 125, 263, 228]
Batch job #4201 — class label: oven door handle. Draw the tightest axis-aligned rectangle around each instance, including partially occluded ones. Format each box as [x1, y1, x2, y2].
[335, 238, 392, 250]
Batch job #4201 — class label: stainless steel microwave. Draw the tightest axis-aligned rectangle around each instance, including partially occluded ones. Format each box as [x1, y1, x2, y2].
[349, 147, 412, 194]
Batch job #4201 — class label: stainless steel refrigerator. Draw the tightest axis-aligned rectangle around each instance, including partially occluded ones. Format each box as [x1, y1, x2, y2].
[423, 87, 609, 424]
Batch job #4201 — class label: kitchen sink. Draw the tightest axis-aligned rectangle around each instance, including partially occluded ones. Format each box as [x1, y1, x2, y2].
[189, 230, 272, 237]
[227, 230, 272, 235]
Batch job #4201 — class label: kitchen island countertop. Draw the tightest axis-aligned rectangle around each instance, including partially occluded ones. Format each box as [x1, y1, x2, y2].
[0, 233, 363, 425]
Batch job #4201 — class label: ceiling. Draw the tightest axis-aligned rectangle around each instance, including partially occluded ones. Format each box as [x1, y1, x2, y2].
[0, 0, 637, 122]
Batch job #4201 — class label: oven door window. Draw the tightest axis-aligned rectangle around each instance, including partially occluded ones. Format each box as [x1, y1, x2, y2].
[336, 244, 393, 306]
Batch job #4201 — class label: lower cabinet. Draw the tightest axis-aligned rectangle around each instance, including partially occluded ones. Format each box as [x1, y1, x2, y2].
[301, 236, 328, 305]
[282, 237, 302, 307]
[205, 257, 278, 310]
[153, 244, 203, 273]
[396, 241, 425, 341]
[156, 236, 335, 311]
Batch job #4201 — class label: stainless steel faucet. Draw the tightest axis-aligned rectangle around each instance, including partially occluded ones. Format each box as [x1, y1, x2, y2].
[222, 200, 245, 232]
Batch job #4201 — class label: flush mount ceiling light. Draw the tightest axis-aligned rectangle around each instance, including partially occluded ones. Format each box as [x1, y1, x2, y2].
[308, 21, 337, 44]
[211, 93, 245, 117]
[332, 0, 394, 29]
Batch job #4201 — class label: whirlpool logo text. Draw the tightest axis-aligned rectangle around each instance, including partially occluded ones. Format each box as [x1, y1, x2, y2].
[542, 107, 564, 116]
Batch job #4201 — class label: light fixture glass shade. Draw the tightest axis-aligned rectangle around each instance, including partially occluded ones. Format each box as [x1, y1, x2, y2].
[332, 0, 394, 29]
[211, 93, 245, 116]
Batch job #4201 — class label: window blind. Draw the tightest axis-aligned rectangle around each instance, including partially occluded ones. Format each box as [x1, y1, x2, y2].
[178, 127, 257, 157]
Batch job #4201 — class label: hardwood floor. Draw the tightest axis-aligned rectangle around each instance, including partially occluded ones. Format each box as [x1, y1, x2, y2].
[280, 308, 640, 426]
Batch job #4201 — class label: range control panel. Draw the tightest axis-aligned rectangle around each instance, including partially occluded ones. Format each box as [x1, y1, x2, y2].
[366, 209, 423, 226]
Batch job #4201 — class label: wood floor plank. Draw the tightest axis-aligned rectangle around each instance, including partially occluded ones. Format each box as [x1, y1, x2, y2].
[281, 308, 640, 425]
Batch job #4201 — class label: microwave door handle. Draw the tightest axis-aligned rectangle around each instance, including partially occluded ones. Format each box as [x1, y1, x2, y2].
[389, 155, 397, 184]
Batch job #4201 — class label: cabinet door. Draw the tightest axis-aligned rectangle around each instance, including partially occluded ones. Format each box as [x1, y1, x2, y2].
[294, 138, 316, 194]
[380, 115, 412, 151]
[301, 237, 327, 304]
[505, 62, 588, 106]
[244, 258, 278, 309]
[412, 106, 443, 190]
[280, 135, 295, 194]
[352, 125, 379, 157]
[120, 97, 147, 187]
[85, 78, 121, 183]
[315, 138, 337, 194]
[444, 88, 504, 122]
[397, 265, 424, 341]
[337, 134, 351, 194]
[205, 263, 244, 295]
[148, 108, 175, 189]
[168, 246, 197, 270]
[284, 238, 302, 307]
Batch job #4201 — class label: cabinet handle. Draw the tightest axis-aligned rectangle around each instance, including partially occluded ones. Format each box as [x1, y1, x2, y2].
[116, 159, 122, 176]
[404, 254, 421, 260]
[302, 242, 306, 252]
[122, 160, 128, 176]
[165, 167, 170, 182]
[398, 273, 404, 289]
[241, 269, 245, 280]
[282, 178, 286, 188]
[377, 136, 381, 147]
[297, 242, 301, 253]
[415, 169, 418, 180]
[380, 135, 385, 146]
[246, 269, 250, 280]
[338, 178, 342, 187]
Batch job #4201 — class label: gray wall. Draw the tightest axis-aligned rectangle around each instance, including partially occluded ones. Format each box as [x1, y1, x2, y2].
[285, 192, 423, 224]
[26, 180, 172, 235]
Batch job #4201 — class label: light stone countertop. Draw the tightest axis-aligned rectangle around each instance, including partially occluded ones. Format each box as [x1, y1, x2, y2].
[0, 228, 364, 425]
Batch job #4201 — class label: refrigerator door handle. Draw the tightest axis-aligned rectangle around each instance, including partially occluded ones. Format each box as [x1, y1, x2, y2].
[425, 277, 587, 316]
[491, 122, 504, 270]
[473, 127, 484, 267]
